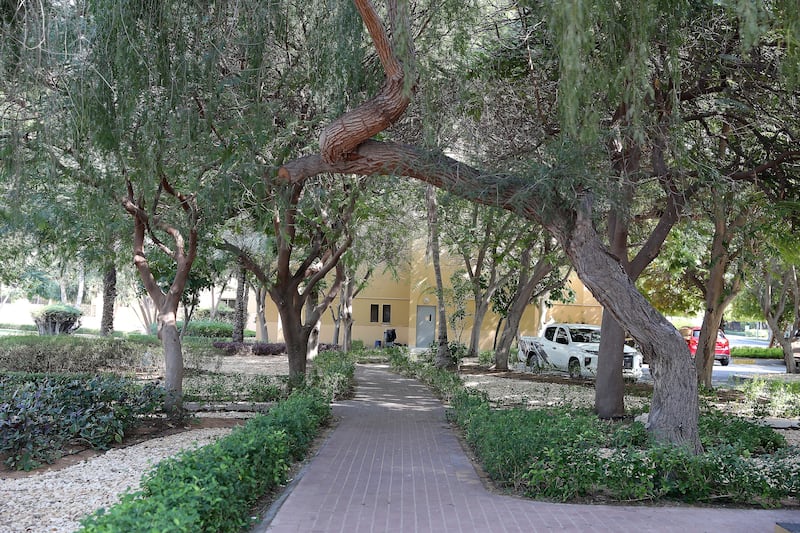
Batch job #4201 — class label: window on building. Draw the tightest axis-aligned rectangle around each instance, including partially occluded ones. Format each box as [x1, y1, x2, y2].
[370, 304, 379, 323]
[382, 304, 391, 323]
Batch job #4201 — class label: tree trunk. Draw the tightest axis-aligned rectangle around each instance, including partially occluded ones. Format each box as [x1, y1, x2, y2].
[233, 258, 247, 343]
[495, 247, 559, 370]
[253, 283, 269, 342]
[75, 263, 85, 307]
[468, 297, 490, 359]
[279, 303, 312, 379]
[100, 265, 117, 337]
[157, 308, 184, 415]
[595, 313, 626, 418]
[427, 185, 451, 368]
[555, 214, 702, 452]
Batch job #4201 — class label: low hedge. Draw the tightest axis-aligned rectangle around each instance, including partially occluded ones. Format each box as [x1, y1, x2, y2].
[447, 388, 798, 506]
[78, 389, 331, 533]
[731, 346, 785, 359]
[148, 320, 256, 338]
[0, 336, 155, 373]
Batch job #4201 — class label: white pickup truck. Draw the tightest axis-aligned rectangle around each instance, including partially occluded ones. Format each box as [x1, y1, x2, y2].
[518, 323, 643, 380]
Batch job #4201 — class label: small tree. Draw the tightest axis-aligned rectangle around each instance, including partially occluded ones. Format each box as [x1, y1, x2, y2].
[32, 304, 83, 335]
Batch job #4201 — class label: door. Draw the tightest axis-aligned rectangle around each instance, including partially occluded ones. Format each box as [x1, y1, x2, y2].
[415, 305, 436, 348]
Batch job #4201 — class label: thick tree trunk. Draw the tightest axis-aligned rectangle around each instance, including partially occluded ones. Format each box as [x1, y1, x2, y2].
[100, 265, 117, 337]
[280, 304, 311, 379]
[595, 314, 626, 418]
[157, 308, 184, 416]
[554, 215, 702, 452]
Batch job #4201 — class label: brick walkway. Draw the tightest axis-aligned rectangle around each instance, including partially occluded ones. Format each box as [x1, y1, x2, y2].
[256, 365, 799, 532]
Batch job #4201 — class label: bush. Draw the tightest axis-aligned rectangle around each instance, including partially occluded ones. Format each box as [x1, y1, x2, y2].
[731, 347, 784, 359]
[0, 336, 157, 373]
[183, 373, 284, 403]
[32, 304, 82, 335]
[0, 374, 164, 470]
[79, 389, 330, 533]
[147, 320, 256, 338]
[447, 386, 797, 505]
[310, 350, 356, 400]
[739, 377, 800, 418]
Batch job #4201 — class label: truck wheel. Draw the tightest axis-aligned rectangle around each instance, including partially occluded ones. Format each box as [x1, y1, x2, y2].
[720, 358, 730, 366]
[568, 358, 581, 379]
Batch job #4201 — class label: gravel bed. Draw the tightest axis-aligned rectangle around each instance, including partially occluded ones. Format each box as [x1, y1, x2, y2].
[0, 428, 234, 533]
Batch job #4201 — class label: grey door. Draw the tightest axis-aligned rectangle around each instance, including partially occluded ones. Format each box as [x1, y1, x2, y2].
[416, 305, 436, 348]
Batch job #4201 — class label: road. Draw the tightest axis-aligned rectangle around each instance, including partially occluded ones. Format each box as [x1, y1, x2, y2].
[640, 333, 788, 386]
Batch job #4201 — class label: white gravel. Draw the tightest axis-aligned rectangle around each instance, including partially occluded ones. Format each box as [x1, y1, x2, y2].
[0, 428, 234, 533]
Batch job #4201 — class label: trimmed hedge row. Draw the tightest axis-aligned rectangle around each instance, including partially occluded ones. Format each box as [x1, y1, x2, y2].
[0, 336, 154, 373]
[731, 346, 785, 359]
[211, 341, 340, 356]
[78, 389, 331, 533]
[149, 320, 256, 338]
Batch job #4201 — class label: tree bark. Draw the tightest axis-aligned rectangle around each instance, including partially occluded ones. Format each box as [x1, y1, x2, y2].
[233, 257, 247, 343]
[122, 175, 198, 417]
[100, 264, 116, 337]
[252, 282, 269, 342]
[494, 247, 557, 370]
[427, 185, 451, 368]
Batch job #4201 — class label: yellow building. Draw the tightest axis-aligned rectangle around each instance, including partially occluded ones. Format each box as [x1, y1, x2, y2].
[244, 240, 603, 351]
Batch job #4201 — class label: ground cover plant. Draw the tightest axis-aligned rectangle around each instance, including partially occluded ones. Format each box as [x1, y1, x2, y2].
[738, 377, 800, 419]
[0, 374, 165, 470]
[78, 389, 332, 533]
[389, 350, 800, 507]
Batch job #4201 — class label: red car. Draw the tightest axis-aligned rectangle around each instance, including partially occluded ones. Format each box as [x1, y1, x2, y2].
[680, 327, 730, 366]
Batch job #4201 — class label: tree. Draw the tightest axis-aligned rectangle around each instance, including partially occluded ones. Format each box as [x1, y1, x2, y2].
[440, 197, 529, 358]
[277, 0, 707, 449]
[492, 236, 571, 370]
[426, 185, 452, 368]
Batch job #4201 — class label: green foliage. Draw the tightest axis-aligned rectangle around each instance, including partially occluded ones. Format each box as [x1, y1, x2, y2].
[478, 350, 495, 366]
[0, 374, 164, 470]
[739, 378, 800, 418]
[31, 304, 83, 335]
[79, 389, 329, 533]
[182, 372, 284, 403]
[309, 350, 356, 400]
[731, 346, 784, 359]
[0, 336, 156, 373]
[441, 366, 797, 505]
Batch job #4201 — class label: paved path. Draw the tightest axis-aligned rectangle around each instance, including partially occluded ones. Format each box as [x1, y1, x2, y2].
[257, 365, 799, 532]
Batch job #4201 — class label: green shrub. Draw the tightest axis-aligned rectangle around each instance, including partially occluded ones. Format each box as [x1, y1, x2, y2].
[0, 374, 164, 470]
[0, 336, 157, 373]
[478, 350, 495, 365]
[731, 347, 784, 359]
[183, 372, 284, 403]
[79, 389, 329, 533]
[443, 365, 797, 505]
[32, 304, 83, 335]
[310, 350, 355, 400]
[739, 377, 800, 418]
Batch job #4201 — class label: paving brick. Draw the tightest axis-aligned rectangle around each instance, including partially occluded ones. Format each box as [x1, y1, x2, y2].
[255, 365, 800, 533]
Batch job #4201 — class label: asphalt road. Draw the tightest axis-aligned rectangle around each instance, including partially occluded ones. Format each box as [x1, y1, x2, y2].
[640, 333, 789, 386]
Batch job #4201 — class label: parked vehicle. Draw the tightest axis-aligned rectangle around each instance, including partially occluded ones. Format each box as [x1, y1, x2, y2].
[517, 323, 643, 380]
[679, 326, 730, 366]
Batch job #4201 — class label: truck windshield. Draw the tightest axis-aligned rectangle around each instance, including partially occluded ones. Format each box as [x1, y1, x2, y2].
[571, 328, 601, 343]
